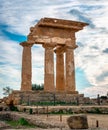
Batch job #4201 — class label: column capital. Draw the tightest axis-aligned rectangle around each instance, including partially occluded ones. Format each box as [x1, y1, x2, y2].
[20, 41, 34, 47]
[65, 45, 78, 50]
[54, 45, 65, 54]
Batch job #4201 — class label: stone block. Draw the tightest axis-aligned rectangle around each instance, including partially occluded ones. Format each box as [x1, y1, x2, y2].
[67, 114, 88, 129]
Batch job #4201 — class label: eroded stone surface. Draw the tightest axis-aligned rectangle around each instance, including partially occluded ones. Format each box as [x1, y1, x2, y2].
[56, 51, 65, 92]
[65, 46, 76, 93]
[44, 45, 55, 92]
[67, 114, 88, 129]
[20, 42, 33, 91]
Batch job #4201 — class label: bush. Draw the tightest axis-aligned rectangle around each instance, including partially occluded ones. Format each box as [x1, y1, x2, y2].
[67, 108, 73, 114]
[94, 108, 102, 114]
[32, 84, 44, 90]
[10, 105, 19, 111]
[87, 108, 102, 114]
[8, 100, 18, 111]
[23, 108, 26, 112]
[0, 107, 3, 111]
[29, 108, 33, 114]
[18, 118, 29, 125]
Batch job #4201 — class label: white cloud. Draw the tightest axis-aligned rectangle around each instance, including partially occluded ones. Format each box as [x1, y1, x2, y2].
[1, 0, 70, 35]
[77, 0, 108, 5]
[75, 26, 108, 97]
[81, 85, 108, 98]
[0, 36, 22, 65]
[0, 37, 22, 97]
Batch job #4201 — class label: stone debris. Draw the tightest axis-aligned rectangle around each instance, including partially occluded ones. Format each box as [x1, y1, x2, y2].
[67, 114, 88, 129]
[0, 121, 10, 129]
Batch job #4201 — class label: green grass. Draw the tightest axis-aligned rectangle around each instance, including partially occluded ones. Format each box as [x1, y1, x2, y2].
[6, 118, 36, 128]
[29, 101, 77, 106]
[6, 120, 18, 127]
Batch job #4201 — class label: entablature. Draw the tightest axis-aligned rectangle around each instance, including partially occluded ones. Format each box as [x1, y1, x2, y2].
[27, 17, 88, 46]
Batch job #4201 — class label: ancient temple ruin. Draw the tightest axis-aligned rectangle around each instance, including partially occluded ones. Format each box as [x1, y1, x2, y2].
[5, 18, 107, 105]
[20, 17, 88, 94]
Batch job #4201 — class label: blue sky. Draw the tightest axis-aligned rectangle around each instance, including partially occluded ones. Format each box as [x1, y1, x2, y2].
[0, 0, 108, 98]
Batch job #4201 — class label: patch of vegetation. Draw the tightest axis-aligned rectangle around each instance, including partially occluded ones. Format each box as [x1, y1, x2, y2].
[29, 108, 33, 114]
[88, 108, 102, 114]
[6, 120, 18, 127]
[100, 96, 107, 100]
[30, 101, 77, 106]
[6, 100, 19, 112]
[6, 118, 36, 128]
[67, 108, 73, 114]
[18, 118, 29, 125]
[0, 107, 3, 111]
[32, 83, 44, 90]
[23, 108, 26, 112]
[49, 109, 73, 115]
[10, 105, 19, 112]
[3, 86, 13, 96]
[94, 108, 102, 114]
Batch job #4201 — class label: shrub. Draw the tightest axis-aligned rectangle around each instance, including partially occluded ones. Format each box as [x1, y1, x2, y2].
[23, 108, 26, 112]
[94, 108, 102, 114]
[0, 107, 3, 111]
[18, 118, 29, 125]
[67, 108, 73, 114]
[29, 108, 33, 114]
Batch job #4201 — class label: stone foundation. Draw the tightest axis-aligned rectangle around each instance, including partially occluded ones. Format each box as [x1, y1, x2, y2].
[5, 90, 90, 105]
[16, 105, 108, 115]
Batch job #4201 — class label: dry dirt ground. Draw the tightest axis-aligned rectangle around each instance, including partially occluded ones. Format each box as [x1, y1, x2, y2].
[0, 114, 108, 130]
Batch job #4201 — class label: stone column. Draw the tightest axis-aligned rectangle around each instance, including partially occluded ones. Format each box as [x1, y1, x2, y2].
[20, 42, 33, 91]
[43, 44, 55, 92]
[65, 45, 78, 94]
[56, 50, 65, 92]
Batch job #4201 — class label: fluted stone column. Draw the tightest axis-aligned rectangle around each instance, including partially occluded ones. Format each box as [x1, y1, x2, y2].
[65, 46, 78, 93]
[43, 44, 55, 92]
[56, 50, 65, 92]
[20, 42, 33, 91]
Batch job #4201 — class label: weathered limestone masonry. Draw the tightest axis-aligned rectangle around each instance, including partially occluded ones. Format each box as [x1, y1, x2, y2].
[20, 42, 33, 91]
[55, 48, 65, 92]
[20, 17, 88, 93]
[6, 90, 87, 105]
[43, 44, 55, 92]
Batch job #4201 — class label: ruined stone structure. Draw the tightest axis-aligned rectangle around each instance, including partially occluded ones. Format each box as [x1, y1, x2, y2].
[20, 17, 88, 93]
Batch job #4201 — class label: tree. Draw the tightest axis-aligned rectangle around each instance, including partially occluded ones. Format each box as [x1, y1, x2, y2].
[100, 96, 107, 100]
[3, 86, 13, 96]
[32, 83, 44, 90]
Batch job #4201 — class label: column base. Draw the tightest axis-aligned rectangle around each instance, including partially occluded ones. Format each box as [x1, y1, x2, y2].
[66, 91, 79, 94]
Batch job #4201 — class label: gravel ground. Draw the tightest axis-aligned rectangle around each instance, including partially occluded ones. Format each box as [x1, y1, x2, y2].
[0, 121, 11, 129]
[0, 113, 108, 130]
[1, 128, 108, 130]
